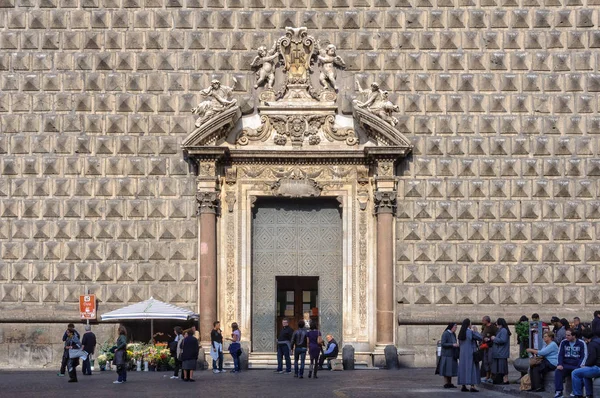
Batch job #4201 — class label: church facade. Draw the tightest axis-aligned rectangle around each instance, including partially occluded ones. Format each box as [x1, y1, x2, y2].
[0, 1, 599, 367]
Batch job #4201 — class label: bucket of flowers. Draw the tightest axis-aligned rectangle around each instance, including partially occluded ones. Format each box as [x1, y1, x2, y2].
[146, 346, 158, 371]
[97, 354, 107, 371]
[130, 343, 146, 371]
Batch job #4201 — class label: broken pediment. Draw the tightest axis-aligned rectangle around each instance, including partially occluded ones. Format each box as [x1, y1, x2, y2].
[182, 26, 412, 160]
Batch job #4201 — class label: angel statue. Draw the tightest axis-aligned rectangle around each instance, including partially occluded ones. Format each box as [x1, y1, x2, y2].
[354, 80, 400, 127]
[250, 45, 279, 89]
[317, 44, 346, 91]
[191, 79, 237, 127]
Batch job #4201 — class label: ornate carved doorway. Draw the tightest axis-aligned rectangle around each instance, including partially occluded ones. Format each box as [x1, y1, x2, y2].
[251, 198, 342, 352]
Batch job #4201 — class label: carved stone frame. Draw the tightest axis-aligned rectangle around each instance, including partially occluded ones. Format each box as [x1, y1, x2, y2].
[229, 166, 374, 350]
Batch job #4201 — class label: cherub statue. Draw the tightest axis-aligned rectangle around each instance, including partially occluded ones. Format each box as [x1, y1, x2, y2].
[191, 79, 237, 127]
[250, 45, 279, 89]
[317, 44, 345, 91]
[354, 81, 399, 126]
[377, 91, 400, 126]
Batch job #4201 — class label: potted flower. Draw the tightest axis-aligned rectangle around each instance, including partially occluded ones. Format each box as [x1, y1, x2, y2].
[97, 354, 107, 371]
[105, 351, 114, 370]
[513, 321, 530, 374]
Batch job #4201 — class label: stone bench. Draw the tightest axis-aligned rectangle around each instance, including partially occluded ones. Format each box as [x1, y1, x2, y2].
[543, 370, 571, 395]
[593, 377, 600, 398]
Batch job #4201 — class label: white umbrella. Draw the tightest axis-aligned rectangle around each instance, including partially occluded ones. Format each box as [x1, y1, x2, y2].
[101, 297, 199, 339]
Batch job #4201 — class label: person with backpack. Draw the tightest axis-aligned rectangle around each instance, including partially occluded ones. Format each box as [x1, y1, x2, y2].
[291, 320, 309, 378]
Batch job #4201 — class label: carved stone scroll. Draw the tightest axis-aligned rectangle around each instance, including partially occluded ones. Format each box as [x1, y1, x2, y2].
[322, 115, 358, 146]
[236, 115, 273, 145]
[271, 177, 321, 198]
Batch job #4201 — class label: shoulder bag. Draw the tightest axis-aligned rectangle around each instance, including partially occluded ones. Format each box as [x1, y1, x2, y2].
[529, 356, 544, 367]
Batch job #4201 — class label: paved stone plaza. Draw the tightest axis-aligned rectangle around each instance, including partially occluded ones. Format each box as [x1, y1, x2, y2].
[2, 0, 600, 369]
[0, 368, 514, 398]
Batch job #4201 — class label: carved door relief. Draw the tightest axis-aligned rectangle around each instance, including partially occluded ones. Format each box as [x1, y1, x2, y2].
[252, 197, 343, 352]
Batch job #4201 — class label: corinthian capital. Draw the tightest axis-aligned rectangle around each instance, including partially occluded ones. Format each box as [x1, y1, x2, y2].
[196, 191, 219, 214]
[374, 191, 397, 215]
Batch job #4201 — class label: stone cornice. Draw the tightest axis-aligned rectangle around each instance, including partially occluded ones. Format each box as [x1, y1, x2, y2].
[182, 106, 242, 148]
[352, 107, 412, 148]
[184, 147, 410, 166]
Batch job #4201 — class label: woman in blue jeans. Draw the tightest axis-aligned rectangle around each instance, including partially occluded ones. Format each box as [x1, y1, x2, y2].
[572, 329, 600, 398]
[227, 322, 242, 373]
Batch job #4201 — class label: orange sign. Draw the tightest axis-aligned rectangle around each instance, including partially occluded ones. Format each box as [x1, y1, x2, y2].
[79, 294, 96, 320]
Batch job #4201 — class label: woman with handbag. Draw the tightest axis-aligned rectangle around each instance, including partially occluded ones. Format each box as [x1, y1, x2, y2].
[65, 328, 84, 383]
[491, 318, 511, 385]
[525, 331, 559, 392]
[226, 322, 242, 373]
[458, 319, 483, 392]
[112, 326, 128, 384]
[439, 322, 459, 389]
[180, 328, 199, 382]
[306, 321, 322, 379]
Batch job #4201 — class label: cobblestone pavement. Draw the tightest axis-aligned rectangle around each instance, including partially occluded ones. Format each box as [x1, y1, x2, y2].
[0, 368, 514, 398]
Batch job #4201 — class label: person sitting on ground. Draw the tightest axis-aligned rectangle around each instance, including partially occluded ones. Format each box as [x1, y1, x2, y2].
[526, 331, 559, 392]
[318, 334, 339, 370]
[554, 328, 587, 398]
[572, 329, 600, 398]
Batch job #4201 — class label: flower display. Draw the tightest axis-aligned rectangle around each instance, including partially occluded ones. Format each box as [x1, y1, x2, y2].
[97, 354, 107, 366]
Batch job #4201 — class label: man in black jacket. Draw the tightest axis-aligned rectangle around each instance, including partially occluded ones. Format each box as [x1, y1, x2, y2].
[572, 329, 600, 398]
[291, 320, 308, 378]
[275, 318, 293, 374]
[81, 325, 96, 375]
[318, 334, 339, 370]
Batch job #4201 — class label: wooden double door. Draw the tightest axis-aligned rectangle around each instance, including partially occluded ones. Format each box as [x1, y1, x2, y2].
[276, 276, 319, 337]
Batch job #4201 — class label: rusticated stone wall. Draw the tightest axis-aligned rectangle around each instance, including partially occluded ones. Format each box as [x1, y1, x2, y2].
[1, 0, 600, 366]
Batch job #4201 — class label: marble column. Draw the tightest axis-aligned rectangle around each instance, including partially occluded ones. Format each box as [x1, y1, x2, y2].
[197, 191, 219, 342]
[375, 191, 396, 345]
